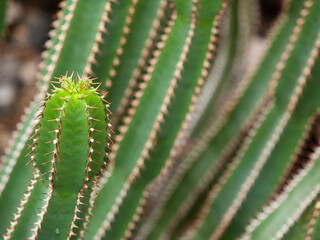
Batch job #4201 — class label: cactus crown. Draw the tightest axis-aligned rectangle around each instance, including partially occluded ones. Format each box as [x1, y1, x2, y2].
[50, 75, 105, 99]
[55, 75, 92, 94]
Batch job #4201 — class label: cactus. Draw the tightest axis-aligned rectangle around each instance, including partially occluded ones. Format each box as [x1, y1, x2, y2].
[1, 0, 320, 239]
[3, 75, 112, 239]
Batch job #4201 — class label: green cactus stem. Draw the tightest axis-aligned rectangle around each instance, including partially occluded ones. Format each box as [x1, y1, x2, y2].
[3, 74, 112, 240]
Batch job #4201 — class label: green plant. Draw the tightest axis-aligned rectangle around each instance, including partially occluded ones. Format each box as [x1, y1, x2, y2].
[0, 0, 320, 239]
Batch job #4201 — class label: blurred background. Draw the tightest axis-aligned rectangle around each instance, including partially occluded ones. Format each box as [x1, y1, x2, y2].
[0, 0, 282, 157]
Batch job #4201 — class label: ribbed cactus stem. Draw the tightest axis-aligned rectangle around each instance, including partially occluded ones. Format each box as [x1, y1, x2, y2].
[3, 74, 112, 240]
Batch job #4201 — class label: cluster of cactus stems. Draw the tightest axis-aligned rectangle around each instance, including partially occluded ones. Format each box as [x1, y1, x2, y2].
[1, 0, 320, 239]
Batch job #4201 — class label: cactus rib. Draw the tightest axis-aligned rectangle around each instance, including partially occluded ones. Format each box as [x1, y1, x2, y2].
[2, 170, 39, 240]
[83, 0, 114, 76]
[39, 1, 78, 89]
[113, 0, 171, 124]
[0, 103, 36, 198]
[106, 0, 140, 83]
[111, 5, 176, 147]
